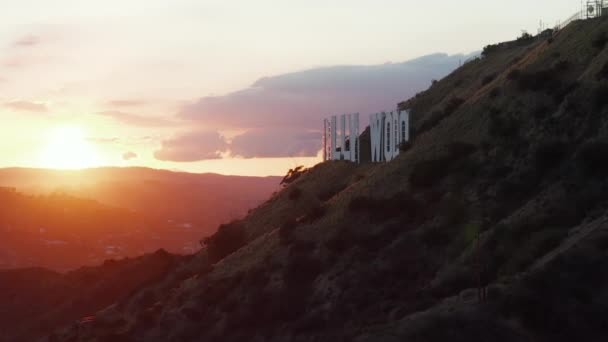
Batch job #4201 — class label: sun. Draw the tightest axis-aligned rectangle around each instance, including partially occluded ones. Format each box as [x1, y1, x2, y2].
[40, 126, 101, 169]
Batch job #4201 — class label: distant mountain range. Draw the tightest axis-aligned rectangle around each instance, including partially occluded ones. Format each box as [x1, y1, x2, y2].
[0, 167, 280, 271]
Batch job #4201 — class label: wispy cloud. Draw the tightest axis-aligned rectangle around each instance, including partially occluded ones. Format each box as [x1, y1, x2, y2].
[86, 137, 120, 144]
[97, 110, 181, 127]
[154, 130, 227, 162]
[122, 151, 138, 160]
[4, 100, 48, 112]
[106, 99, 148, 107]
[12, 34, 40, 48]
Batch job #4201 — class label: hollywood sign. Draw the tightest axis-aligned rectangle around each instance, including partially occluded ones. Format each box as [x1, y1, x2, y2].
[323, 110, 410, 163]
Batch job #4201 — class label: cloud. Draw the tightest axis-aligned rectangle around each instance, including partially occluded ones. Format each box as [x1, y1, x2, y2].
[106, 99, 147, 107]
[154, 130, 228, 162]
[231, 128, 321, 158]
[97, 110, 180, 127]
[87, 137, 119, 144]
[13, 35, 40, 47]
[176, 53, 472, 159]
[122, 151, 138, 160]
[4, 100, 48, 112]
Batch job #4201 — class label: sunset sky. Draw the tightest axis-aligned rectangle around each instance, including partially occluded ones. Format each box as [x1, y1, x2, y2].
[0, 0, 579, 176]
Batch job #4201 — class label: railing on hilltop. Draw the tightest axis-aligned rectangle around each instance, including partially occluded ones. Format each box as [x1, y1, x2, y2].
[556, 11, 583, 31]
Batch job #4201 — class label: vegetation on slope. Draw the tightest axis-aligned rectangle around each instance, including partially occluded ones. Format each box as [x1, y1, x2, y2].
[45, 16, 608, 341]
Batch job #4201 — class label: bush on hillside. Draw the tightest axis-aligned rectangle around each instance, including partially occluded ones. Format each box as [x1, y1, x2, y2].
[301, 205, 327, 223]
[577, 140, 608, 177]
[281, 166, 307, 187]
[279, 219, 299, 245]
[552, 59, 571, 72]
[444, 97, 465, 116]
[592, 31, 608, 50]
[482, 43, 500, 57]
[409, 158, 452, 188]
[201, 221, 247, 263]
[348, 192, 424, 223]
[409, 142, 476, 188]
[592, 82, 608, 110]
[535, 140, 568, 172]
[399, 140, 412, 152]
[317, 183, 347, 202]
[597, 61, 608, 80]
[489, 87, 502, 99]
[517, 31, 533, 42]
[481, 73, 497, 86]
[288, 187, 302, 201]
[516, 69, 559, 92]
[417, 98, 465, 134]
[489, 114, 520, 139]
[498, 239, 608, 340]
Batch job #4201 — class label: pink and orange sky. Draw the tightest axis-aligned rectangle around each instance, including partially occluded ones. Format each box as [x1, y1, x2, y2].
[0, 0, 578, 175]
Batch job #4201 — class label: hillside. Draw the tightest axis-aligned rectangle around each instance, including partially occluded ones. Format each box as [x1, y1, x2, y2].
[0, 250, 189, 342]
[35, 16, 608, 341]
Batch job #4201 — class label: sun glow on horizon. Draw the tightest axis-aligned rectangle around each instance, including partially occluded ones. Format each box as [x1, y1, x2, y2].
[39, 126, 102, 170]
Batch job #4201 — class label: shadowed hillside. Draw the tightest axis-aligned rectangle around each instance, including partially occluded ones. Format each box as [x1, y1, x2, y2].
[12, 16, 608, 341]
[0, 250, 188, 342]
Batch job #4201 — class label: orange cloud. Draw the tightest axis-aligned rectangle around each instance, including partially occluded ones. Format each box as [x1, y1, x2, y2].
[154, 131, 227, 162]
[4, 100, 48, 112]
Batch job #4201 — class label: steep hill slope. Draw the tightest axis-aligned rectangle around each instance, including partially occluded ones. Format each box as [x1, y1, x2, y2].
[52, 17, 608, 341]
[0, 250, 187, 342]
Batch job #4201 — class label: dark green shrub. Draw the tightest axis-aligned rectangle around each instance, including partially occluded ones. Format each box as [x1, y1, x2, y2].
[592, 31, 607, 50]
[325, 226, 354, 253]
[301, 205, 327, 223]
[535, 140, 568, 172]
[444, 97, 465, 116]
[409, 142, 476, 188]
[481, 73, 497, 86]
[489, 87, 501, 99]
[507, 69, 521, 80]
[280, 166, 307, 186]
[489, 114, 519, 138]
[348, 192, 424, 223]
[317, 183, 347, 202]
[202, 221, 246, 263]
[409, 159, 451, 188]
[447, 142, 477, 159]
[552, 60, 571, 72]
[516, 69, 560, 92]
[399, 140, 412, 152]
[279, 219, 299, 245]
[482, 43, 500, 57]
[288, 187, 302, 201]
[577, 140, 608, 177]
[592, 83, 608, 110]
[517, 31, 533, 42]
[597, 61, 608, 80]
[502, 229, 567, 274]
[417, 98, 465, 134]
